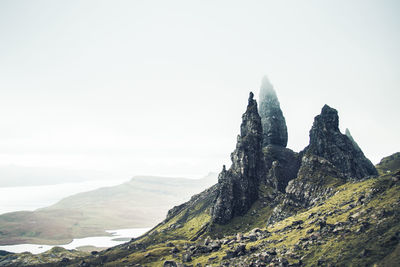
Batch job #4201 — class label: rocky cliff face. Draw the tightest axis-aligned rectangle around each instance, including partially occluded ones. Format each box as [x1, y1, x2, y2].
[283, 154, 342, 208]
[258, 77, 299, 193]
[259, 76, 288, 148]
[305, 105, 377, 179]
[211, 92, 263, 224]
[262, 145, 300, 193]
[269, 105, 378, 224]
[193, 90, 378, 229]
[211, 86, 300, 225]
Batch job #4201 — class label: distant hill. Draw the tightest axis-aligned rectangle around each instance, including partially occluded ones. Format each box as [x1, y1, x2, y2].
[0, 165, 115, 187]
[0, 173, 217, 245]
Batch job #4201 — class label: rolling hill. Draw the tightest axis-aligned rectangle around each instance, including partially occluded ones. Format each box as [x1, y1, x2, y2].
[0, 173, 217, 246]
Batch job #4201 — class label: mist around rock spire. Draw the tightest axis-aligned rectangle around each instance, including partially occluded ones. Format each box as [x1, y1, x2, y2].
[212, 79, 377, 226]
[258, 76, 288, 148]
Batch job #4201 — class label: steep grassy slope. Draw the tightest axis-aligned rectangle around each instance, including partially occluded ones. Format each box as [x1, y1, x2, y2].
[0, 174, 216, 245]
[70, 171, 399, 267]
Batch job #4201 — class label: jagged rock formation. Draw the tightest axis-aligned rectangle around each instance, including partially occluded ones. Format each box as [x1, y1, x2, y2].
[211, 87, 300, 225]
[211, 92, 263, 224]
[257, 77, 298, 193]
[305, 105, 377, 179]
[4, 78, 398, 267]
[212, 94, 378, 226]
[259, 76, 288, 148]
[269, 105, 378, 224]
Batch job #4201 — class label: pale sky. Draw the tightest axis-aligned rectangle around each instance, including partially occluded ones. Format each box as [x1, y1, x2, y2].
[0, 0, 399, 179]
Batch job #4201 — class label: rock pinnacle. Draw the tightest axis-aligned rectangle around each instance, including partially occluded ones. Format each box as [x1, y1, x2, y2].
[259, 76, 288, 147]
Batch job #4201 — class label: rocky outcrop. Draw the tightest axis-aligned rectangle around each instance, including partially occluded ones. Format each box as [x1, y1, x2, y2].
[286, 105, 377, 205]
[211, 92, 263, 224]
[285, 154, 342, 206]
[267, 153, 343, 225]
[259, 76, 288, 148]
[305, 105, 377, 179]
[269, 105, 378, 224]
[211, 89, 300, 225]
[257, 77, 299, 194]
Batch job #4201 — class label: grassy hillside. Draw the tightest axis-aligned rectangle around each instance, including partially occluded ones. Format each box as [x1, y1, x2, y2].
[1, 155, 399, 266]
[376, 152, 400, 175]
[70, 170, 400, 267]
[0, 174, 217, 245]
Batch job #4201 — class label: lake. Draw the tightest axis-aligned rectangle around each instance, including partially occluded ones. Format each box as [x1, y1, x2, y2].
[0, 228, 151, 254]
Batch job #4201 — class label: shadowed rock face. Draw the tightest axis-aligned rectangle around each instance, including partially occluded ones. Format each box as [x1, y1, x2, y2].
[211, 92, 263, 224]
[259, 76, 288, 148]
[283, 154, 342, 209]
[305, 104, 377, 179]
[262, 145, 300, 193]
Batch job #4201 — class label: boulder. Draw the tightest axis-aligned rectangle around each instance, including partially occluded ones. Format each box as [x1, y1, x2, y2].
[163, 260, 178, 267]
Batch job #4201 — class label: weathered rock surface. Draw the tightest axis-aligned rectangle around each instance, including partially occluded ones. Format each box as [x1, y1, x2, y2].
[262, 145, 301, 193]
[211, 92, 263, 224]
[268, 105, 378, 224]
[258, 76, 288, 148]
[305, 104, 377, 179]
[211, 89, 300, 225]
[284, 154, 342, 208]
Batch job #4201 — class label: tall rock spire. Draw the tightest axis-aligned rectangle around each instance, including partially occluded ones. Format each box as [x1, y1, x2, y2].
[211, 92, 263, 224]
[259, 76, 288, 147]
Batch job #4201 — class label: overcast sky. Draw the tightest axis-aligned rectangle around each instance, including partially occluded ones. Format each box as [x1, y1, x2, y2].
[0, 0, 399, 179]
